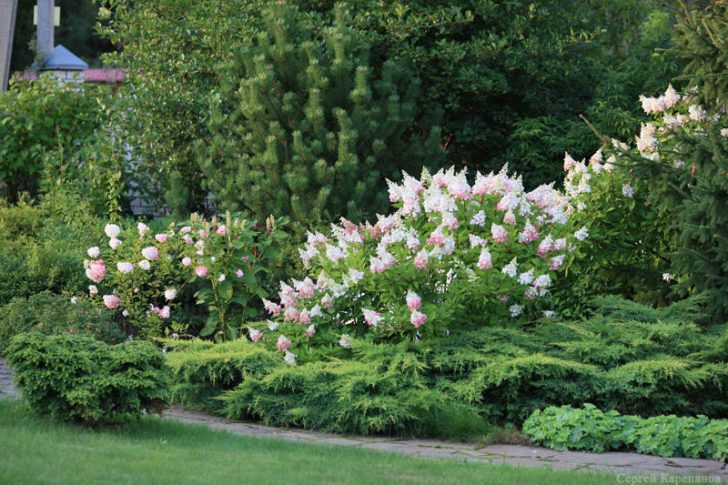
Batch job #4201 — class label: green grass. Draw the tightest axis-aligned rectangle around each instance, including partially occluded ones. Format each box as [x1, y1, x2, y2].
[0, 400, 616, 485]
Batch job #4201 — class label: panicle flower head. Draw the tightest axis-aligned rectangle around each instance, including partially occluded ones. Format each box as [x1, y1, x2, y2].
[249, 328, 264, 342]
[406, 291, 422, 311]
[491, 224, 508, 243]
[410, 310, 428, 328]
[276, 335, 292, 352]
[103, 294, 121, 309]
[414, 249, 429, 269]
[477, 249, 493, 270]
[263, 299, 281, 316]
[363, 309, 383, 326]
[142, 246, 159, 261]
[117, 262, 134, 274]
[104, 224, 121, 239]
[85, 260, 106, 283]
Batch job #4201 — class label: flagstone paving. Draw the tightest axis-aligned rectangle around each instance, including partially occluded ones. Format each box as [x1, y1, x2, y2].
[1, 357, 725, 480]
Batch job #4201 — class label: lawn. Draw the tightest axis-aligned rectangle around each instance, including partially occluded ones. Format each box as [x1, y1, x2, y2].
[0, 400, 616, 485]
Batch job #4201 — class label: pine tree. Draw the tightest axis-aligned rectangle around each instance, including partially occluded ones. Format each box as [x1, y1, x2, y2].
[198, 3, 444, 235]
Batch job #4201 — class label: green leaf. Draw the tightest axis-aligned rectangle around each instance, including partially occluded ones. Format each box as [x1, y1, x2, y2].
[199, 315, 218, 337]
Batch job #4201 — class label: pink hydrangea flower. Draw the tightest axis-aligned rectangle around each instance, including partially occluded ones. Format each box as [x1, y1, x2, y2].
[155, 233, 168, 243]
[477, 249, 493, 270]
[85, 260, 106, 283]
[159, 306, 171, 319]
[537, 236, 554, 257]
[426, 229, 445, 246]
[363, 309, 383, 326]
[142, 246, 159, 261]
[182, 257, 192, 267]
[518, 222, 540, 244]
[263, 299, 282, 316]
[491, 224, 508, 243]
[305, 324, 316, 338]
[410, 310, 428, 328]
[216, 225, 227, 235]
[194, 266, 209, 278]
[235, 269, 244, 278]
[102, 294, 121, 309]
[297, 310, 311, 325]
[283, 306, 299, 322]
[249, 328, 264, 342]
[414, 249, 429, 269]
[277, 335, 292, 352]
[563, 152, 577, 171]
[198, 230, 208, 238]
[406, 291, 422, 311]
[549, 255, 565, 270]
[137, 222, 150, 237]
[117, 262, 134, 274]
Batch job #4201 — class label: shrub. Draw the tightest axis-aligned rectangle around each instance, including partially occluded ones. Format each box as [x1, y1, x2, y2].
[0, 189, 102, 305]
[0, 76, 106, 200]
[254, 165, 585, 361]
[219, 341, 488, 439]
[561, 84, 728, 320]
[523, 404, 728, 461]
[166, 297, 728, 438]
[164, 338, 281, 412]
[0, 291, 123, 354]
[6, 333, 170, 425]
[83, 213, 287, 339]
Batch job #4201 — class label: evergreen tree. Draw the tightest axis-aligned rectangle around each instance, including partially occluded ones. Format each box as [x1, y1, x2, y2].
[674, 1, 727, 110]
[628, 2, 728, 320]
[199, 4, 444, 234]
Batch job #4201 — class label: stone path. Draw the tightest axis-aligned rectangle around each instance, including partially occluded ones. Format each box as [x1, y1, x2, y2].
[1, 358, 725, 480]
[165, 406, 728, 480]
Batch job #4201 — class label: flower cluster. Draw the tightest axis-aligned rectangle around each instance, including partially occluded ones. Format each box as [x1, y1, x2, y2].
[82, 214, 286, 339]
[254, 165, 586, 359]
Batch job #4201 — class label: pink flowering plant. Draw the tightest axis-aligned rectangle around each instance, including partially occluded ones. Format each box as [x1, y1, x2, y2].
[179, 214, 287, 341]
[82, 220, 186, 337]
[253, 166, 588, 361]
[82, 213, 287, 339]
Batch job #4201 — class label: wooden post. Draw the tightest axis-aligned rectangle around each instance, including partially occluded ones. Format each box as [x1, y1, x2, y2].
[0, 0, 19, 91]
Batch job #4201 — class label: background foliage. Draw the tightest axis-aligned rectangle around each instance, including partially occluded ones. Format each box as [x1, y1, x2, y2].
[97, 0, 680, 218]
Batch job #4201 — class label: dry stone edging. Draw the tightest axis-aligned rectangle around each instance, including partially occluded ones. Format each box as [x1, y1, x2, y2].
[0, 358, 725, 480]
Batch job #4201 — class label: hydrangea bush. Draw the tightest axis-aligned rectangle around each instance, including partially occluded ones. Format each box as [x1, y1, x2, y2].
[253, 167, 589, 362]
[82, 214, 287, 339]
[560, 84, 726, 316]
